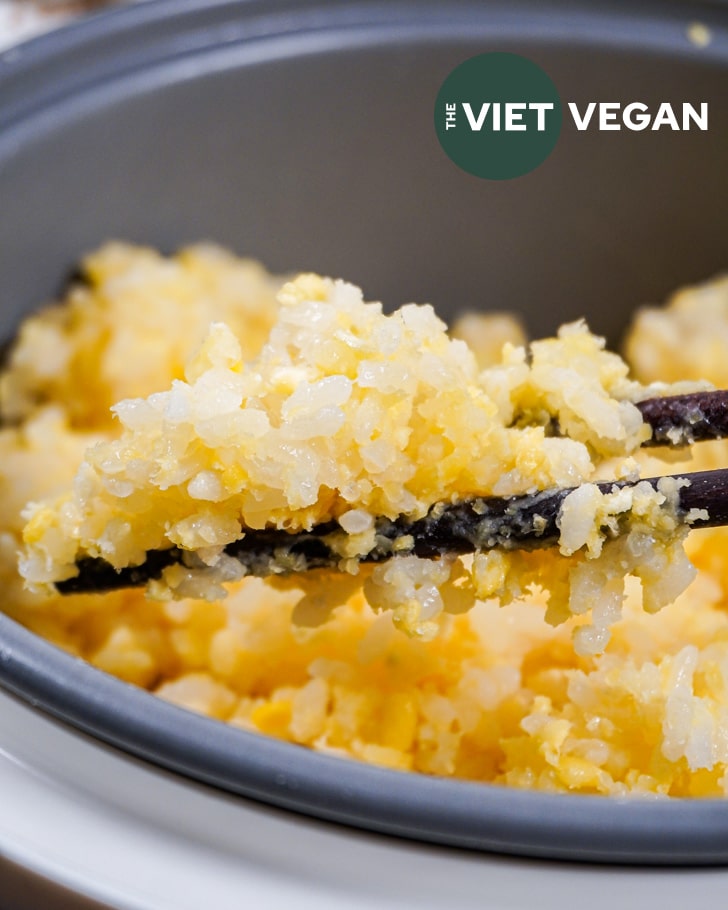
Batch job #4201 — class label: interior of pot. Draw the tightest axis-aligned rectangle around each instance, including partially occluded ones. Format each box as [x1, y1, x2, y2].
[1, 0, 726, 343]
[1, 0, 728, 864]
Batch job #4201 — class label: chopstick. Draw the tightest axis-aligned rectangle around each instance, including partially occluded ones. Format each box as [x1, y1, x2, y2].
[53, 390, 728, 594]
[56, 468, 728, 594]
[636, 390, 728, 446]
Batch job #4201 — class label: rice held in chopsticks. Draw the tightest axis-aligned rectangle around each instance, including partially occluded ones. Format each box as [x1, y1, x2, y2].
[3, 242, 728, 793]
[19, 264, 702, 652]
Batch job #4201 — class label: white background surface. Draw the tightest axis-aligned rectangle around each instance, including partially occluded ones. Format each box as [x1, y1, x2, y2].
[1, 2, 728, 906]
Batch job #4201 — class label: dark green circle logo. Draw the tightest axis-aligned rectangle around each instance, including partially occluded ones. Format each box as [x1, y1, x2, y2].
[435, 52, 562, 180]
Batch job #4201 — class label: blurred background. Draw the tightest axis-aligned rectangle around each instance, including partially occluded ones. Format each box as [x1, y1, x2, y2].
[0, 0, 126, 48]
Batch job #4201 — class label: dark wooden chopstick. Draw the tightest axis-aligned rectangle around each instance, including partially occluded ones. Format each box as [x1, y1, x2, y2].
[636, 390, 728, 446]
[56, 468, 728, 595]
[54, 391, 728, 594]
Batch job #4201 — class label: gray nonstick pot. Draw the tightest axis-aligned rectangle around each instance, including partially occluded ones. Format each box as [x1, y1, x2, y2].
[1, 0, 727, 863]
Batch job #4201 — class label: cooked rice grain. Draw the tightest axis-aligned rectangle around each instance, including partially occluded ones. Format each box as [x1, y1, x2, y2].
[3, 244, 728, 795]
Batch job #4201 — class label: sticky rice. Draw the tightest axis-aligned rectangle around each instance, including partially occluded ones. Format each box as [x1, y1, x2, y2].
[3, 243, 728, 795]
